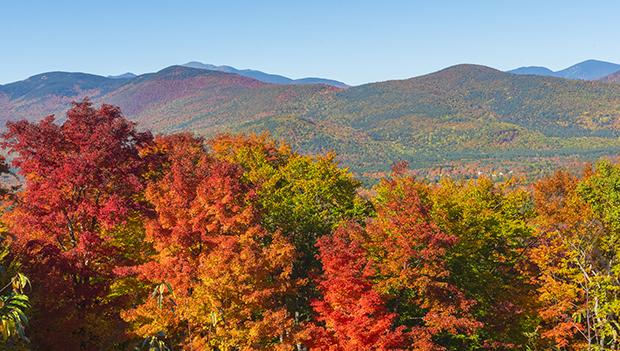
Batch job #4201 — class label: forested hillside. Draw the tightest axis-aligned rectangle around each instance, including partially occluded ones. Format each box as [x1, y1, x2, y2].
[2, 65, 620, 179]
[2, 101, 620, 350]
[601, 70, 620, 83]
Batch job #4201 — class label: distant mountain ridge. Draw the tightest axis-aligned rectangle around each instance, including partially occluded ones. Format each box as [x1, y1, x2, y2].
[508, 66, 555, 77]
[108, 72, 137, 79]
[182, 61, 349, 88]
[0, 71, 126, 100]
[509, 59, 620, 80]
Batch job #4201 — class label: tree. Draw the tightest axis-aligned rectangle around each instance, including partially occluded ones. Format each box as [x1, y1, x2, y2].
[183, 228, 297, 350]
[530, 166, 620, 350]
[304, 224, 408, 350]
[365, 166, 480, 350]
[210, 134, 369, 319]
[430, 177, 538, 349]
[1, 100, 153, 350]
[122, 133, 300, 350]
[210, 133, 367, 249]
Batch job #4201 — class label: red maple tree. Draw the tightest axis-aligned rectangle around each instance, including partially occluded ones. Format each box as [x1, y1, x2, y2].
[2, 100, 153, 350]
[304, 224, 408, 350]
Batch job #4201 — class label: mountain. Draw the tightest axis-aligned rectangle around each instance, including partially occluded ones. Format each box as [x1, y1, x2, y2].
[555, 60, 620, 80]
[108, 72, 137, 79]
[0, 72, 126, 123]
[509, 60, 620, 80]
[508, 66, 555, 76]
[2, 64, 620, 180]
[0, 71, 123, 100]
[103, 64, 620, 176]
[600, 71, 620, 83]
[182, 61, 349, 88]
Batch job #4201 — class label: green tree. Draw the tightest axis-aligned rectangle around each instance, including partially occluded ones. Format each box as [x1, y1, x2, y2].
[210, 134, 369, 318]
[430, 177, 538, 349]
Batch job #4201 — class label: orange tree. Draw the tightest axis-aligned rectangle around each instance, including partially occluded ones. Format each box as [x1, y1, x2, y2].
[209, 134, 369, 321]
[121, 134, 300, 350]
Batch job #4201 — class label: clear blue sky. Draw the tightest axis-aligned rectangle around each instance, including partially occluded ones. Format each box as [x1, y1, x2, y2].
[1, 0, 619, 86]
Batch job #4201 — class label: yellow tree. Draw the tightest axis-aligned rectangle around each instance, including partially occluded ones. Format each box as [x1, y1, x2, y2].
[531, 165, 620, 350]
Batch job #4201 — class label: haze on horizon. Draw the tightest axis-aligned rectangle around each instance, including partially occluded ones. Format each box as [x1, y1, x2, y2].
[1, 0, 619, 85]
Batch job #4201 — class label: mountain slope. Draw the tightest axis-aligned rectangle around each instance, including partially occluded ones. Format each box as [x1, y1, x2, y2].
[555, 60, 620, 80]
[509, 60, 620, 80]
[0, 71, 123, 100]
[182, 61, 349, 88]
[101, 66, 267, 117]
[99, 66, 340, 135]
[3, 64, 620, 179]
[0, 72, 126, 122]
[601, 71, 620, 83]
[309, 65, 620, 168]
[324, 64, 620, 136]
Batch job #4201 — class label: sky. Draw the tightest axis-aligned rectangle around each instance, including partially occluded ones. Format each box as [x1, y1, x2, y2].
[1, 0, 620, 86]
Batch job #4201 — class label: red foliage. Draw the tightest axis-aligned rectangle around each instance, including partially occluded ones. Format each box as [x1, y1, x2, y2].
[305, 224, 408, 351]
[1, 100, 153, 350]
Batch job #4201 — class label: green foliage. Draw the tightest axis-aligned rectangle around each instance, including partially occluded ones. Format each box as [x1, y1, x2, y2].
[430, 177, 538, 349]
[0, 245, 30, 348]
[257, 152, 366, 241]
[137, 333, 170, 351]
[0, 274, 30, 342]
[578, 160, 620, 232]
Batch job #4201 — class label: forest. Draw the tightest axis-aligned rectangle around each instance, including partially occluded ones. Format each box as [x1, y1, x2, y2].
[1, 101, 620, 351]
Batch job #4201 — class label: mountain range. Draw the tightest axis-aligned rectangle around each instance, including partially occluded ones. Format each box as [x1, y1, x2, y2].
[509, 59, 620, 80]
[181, 62, 348, 88]
[2, 60, 620, 179]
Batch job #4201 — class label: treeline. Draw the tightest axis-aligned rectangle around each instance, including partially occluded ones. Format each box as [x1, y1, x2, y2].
[0, 101, 619, 350]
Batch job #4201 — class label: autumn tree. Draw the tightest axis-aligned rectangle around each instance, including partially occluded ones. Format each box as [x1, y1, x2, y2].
[210, 134, 369, 318]
[366, 168, 480, 350]
[530, 165, 620, 350]
[304, 224, 408, 350]
[210, 133, 367, 247]
[430, 177, 538, 349]
[1, 101, 154, 350]
[122, 133, 300, 350]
